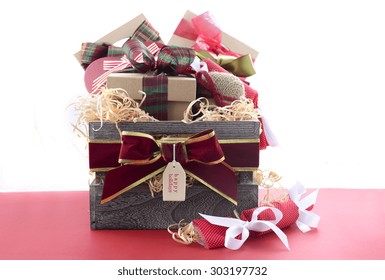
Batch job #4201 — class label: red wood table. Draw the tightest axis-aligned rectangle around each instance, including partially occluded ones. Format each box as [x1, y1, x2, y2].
[0, 189, 384, 260]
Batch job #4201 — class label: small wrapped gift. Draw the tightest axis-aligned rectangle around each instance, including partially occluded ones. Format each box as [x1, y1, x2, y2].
[74, 13, 164, 94]
[168, 173, 320, 250]
[88, 121, 260, 230]
[74, 13, 163, 65]
[104, 39, 197, 120]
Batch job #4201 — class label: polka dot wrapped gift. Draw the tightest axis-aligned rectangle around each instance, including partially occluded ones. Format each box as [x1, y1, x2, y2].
[168, 171, 320, 250]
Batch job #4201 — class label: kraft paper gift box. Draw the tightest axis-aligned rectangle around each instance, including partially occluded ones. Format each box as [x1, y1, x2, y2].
[74, 13, 164, 94]
[88, 121, 260, 230]
[74, 13, 163, 66]
[107, 73, 196, 121]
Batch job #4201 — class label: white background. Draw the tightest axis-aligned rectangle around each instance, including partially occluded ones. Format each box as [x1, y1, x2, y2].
[0, 0, 384, 191]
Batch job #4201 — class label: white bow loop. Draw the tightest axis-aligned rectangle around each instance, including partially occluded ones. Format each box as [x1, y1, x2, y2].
[288, 181, 320, 233]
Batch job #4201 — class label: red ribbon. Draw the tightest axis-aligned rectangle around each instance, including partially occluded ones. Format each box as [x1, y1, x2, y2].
[88, 140, 259, 172]
[195, 71, 239, 107]
[174, 11, 240, 57]
[101, 129, 238, 204]
[196, 58, 269, 150]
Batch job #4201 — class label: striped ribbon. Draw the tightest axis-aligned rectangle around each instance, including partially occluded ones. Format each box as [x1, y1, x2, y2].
[80, 20, 161, 69]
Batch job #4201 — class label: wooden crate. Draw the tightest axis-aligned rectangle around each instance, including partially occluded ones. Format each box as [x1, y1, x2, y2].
[88, 121, 260, 229]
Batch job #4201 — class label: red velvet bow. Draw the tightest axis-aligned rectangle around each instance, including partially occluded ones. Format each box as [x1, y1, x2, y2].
[101, 129, 238, 204]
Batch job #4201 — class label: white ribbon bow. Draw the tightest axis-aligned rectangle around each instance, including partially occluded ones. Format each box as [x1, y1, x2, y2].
[199, 207, 290, 250]
[288, 182, 320, 233]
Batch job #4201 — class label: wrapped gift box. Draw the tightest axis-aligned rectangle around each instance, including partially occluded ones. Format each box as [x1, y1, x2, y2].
[74, 13, 163, 66]
[107, 73, 196, 121]
[169, 10, 258, 62]
[168, 10, 260, 113]
[74, 13, 165, 97]
[88, 121, 260, 229]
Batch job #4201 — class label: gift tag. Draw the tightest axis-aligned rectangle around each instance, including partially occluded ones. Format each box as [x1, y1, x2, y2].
[162, 144, 186, 201]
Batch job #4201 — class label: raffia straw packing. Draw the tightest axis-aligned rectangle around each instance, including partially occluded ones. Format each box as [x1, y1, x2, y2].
[183, 97, 262, 123]
[69, 87, 157, 136]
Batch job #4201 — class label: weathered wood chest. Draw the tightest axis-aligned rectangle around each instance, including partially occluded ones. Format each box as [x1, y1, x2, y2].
[88, 121, 260, 229]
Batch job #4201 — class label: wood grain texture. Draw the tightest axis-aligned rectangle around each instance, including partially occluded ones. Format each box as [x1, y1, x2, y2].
[90, 174, 258, 230]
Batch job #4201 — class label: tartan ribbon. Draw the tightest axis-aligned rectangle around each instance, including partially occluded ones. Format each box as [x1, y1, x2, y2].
[122, 39, 195, 75]
[89, 42, 161, 94]
[131, 20, 161, 43]
[120, 39, 195, 119]
[80, 20, 161, 69]
[121, 39, 156, 73]
[142, 74, 168, 120]
[174, 11, 255, 77]
[100, 129, 238, 205]
[83, 37, 195, 118]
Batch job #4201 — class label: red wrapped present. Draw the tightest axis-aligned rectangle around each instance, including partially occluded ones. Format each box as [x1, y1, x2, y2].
[169, 10, 274, 149]
[168, 182, 320, 250]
